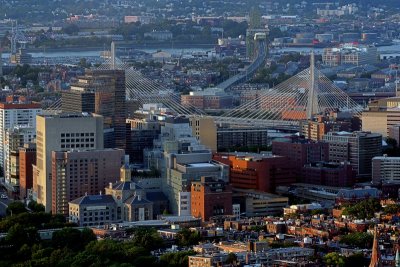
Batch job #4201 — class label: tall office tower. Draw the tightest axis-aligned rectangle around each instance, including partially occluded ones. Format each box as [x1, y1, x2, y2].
[0, 102, 42, 170]
[19, 143, 36, 199]
[4, 126, 36, 191]
[51, 148, 125, 215]
[33, 113, 104, 212]
[61, 89, 95, 113]
[63, 70, 126, 149]
[323, 131, 382, 180]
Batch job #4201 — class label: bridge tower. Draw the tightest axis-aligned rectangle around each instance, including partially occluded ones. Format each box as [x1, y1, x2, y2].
[306, 51, 319, 119]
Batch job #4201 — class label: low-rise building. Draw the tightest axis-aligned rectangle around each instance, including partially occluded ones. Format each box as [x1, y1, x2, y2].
[69, 194, 117, 227]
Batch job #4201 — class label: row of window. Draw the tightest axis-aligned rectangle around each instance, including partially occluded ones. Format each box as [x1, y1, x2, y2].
[61, 133, 94, 137]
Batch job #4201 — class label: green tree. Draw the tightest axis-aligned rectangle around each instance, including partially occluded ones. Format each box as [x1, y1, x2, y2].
[6, 224, 39, 248]
[28, 201, 45, 213]
[176, 228, 201, 247]
[128, 227, 165, 251]
[324, 252, 345, 267]
[225, 252, 238, 264]
[6, 201, 26, 215]
[52, 227, 95, 251]
[159, 250, 196, 267]
[342, 198, 382, 219]
[383, 204, 400, 214]
[339, 232, 373, 249]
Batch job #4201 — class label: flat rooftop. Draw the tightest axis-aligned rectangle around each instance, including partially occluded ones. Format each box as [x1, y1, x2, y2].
[187, 163, 216, 168]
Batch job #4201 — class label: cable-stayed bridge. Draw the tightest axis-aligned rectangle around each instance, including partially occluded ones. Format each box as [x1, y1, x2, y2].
[46, 42, 362, 131]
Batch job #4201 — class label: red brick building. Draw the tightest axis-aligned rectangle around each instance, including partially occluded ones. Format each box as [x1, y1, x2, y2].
[19, 143, 36, 199]
[302, 162, 355, 187]
[191, 177, 232, 222]
[272, 138, 329, 177]
[212, 153, 295, 193]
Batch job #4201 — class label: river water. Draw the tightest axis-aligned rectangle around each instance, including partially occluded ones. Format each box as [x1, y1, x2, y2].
[1, 44, 400, 60]
[1, 47, 214, 59]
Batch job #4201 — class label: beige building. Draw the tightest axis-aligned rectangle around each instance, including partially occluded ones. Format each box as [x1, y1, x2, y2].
[362, 97, 400, 137]
[189, 116, 217, 151]
[188, 256, 215, 267]
[34, 113, 104, 211]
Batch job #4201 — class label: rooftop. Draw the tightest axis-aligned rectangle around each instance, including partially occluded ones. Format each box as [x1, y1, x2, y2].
[69, 194, 115, 205]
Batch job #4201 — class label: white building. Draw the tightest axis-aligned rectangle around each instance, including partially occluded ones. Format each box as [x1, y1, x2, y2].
[372, 156, 400, 185]
[0, 102, 42, 171]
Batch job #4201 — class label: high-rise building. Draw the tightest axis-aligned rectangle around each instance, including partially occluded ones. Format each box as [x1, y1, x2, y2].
[33, 113, 104, 211]
[64, 69, 126, 149]
[0, 102, 41, 170]
[51, 148, 125, 215]
[61, 90, 95, 113]
[4, 126, 36, 190]
[19, 143, 36, 199]
[322, 131, 382, 179]
[191, 176, 232, 222]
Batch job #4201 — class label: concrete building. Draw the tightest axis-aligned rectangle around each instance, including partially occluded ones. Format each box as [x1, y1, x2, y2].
[19, 143, 36, 199]
[33, 113, 104, 212]
[0, 102, 41, 170]
[322, 131, 382, 179]
[372, 156, 400, 185]
[213, 153, 295, 193]
[217, 126, 269, 151]
[51, 149, 125, 215]
[189, 116, 217, 152]
[66, 70, 126, 149]
[322, 44, 378, 66]
[362, 97, 400, 137]
[191, 176, 232, 221]
[233, 189, 288, 217]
